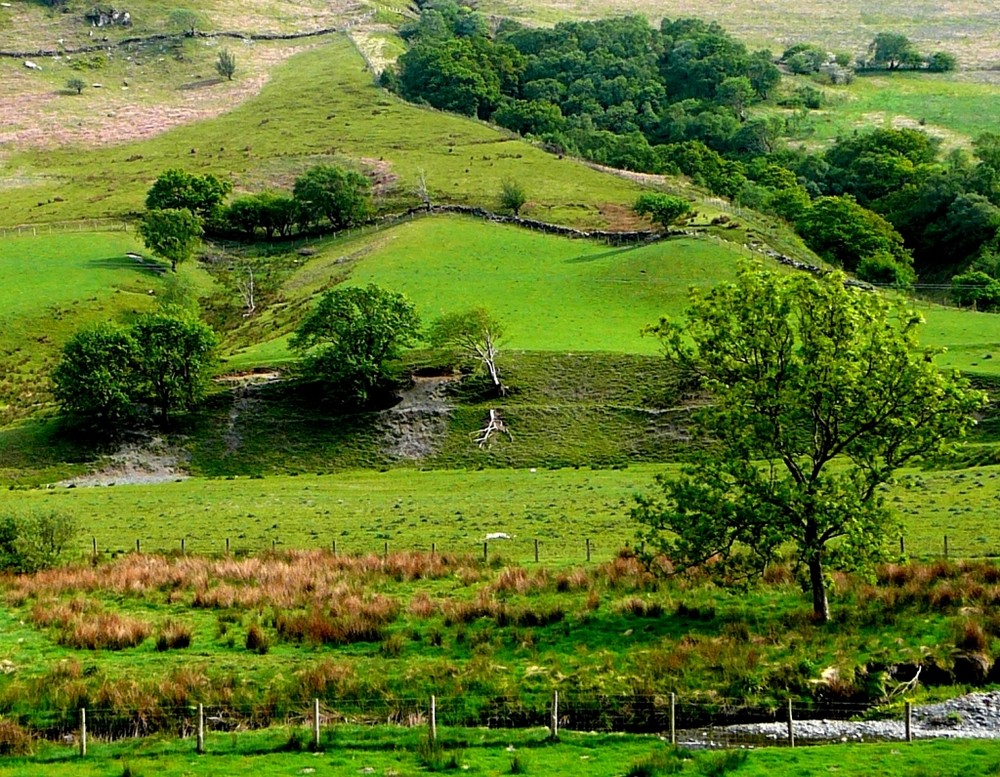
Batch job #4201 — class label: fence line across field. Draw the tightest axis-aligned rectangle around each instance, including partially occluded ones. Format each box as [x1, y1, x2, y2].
[12, 694, 927, 755]
[79, 531, 999, 564]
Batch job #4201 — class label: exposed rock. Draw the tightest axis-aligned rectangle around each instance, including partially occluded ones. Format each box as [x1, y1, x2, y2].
[23, 60, 41, 70]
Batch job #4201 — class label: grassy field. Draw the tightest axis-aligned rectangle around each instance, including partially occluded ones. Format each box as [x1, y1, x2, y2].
[786, 72, 1000, 150]
[2, 460, 1000, 560]
[226, 216, 750, 368]
[2, 733, 1000, 776]
[480, 0, 1000, 69]
[0, 35, 647, 228]
[0, 231, 168, 426]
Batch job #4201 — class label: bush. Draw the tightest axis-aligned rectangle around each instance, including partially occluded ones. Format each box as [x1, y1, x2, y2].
[155, 621, 193, 651]
[246, 621, 270, 654]
[0, 511, 76, 573]
[0, 719, 33, 756]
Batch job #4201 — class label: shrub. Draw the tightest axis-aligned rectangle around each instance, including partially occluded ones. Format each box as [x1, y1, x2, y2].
[0, 511, 76, 573]
[956, 620, 989, 653]
[155, 621, 193, 651]
[0, 719, 33, 756]
[246, 621, 270, 654]
[59, 613, 152, 650]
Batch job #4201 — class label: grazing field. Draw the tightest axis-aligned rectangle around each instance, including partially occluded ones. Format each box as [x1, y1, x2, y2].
[480, 0, 1000, 69]
[0, 232, 167, 426]
[790, 72, 1000, 150]
[2, 734, 1000, 777]
[3, 463, 1000, 560]
[0, 35, 646, 229]
[227, 216, 751, 367]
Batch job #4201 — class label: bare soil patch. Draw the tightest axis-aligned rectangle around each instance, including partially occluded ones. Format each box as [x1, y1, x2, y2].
[379, 375, 460, 460]
[60, 436, 189, 487]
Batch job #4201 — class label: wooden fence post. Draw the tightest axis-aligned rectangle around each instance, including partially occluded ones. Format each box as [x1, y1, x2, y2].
[197, 703, 205, 754]
[430, 695, 437, 743]
[483, 541, 488, 563]
[944, 535, 949, 558]
[669, 692, 676, 746]
[431, 542, 436, 557]
[586, 538, 591, 562]
[79, 708, 86, 757]
[905, 701, 912, 743]
[550, 691, 559, 739]
[313, 698, 321, 750]
[91, 537, 97, 560]
[135, 539, 140, 553]
[786, 699, 794, 748]
[899, 536, 905, 556]
[226, 537, 230, 555]
[534, 539, 539, 563]
[332, 539, 337, 556]
[181, 538, 186, 556]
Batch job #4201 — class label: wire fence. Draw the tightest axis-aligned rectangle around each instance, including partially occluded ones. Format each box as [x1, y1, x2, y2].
[0, 218, 130, 238]
[4, 694, 929, 752]
[71, 530, 1000, 567]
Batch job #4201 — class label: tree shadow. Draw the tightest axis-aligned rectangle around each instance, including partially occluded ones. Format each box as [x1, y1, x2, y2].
[87, 255, 167, 276]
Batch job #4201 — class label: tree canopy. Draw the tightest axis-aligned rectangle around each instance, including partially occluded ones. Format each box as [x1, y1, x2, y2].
[145, 168, 232, 220]
[290, 284, 421, 405]
[137, 208, 204, 272]
[292, 165, 372, 231]
[53, 314, 217, 431]
[634, 263, 985, 622]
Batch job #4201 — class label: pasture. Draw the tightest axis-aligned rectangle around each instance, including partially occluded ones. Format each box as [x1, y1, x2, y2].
[3, 462, 1000, 560]
[0, 35, 646, 228]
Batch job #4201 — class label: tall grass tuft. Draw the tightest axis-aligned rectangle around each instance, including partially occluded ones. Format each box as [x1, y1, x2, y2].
[58, 613, 152, 650]
[0, 719, 33, 756]
[155, 620, 193, 651]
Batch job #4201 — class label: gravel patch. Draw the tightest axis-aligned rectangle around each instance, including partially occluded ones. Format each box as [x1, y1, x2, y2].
[695, 691, 1000, 744]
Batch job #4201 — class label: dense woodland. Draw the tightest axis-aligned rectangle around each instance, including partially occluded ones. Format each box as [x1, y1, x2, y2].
[384, 2, 1000, 296]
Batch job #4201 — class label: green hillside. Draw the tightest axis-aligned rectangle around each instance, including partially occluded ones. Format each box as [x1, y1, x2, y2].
[0, 35, 647, 228]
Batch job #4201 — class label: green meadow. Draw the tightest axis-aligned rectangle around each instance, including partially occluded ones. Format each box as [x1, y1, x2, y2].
[2, 462, 1000, 560]
[2, 733, 1000, 777]
[0, 35, 645, 229]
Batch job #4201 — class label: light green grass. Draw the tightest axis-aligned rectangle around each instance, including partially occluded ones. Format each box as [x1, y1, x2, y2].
[0, 232, 169, 425]
[4, 461, 1000, 560]
[3, 733, 1000, 777]
[795, 72, 1000, 149]
[1, 35, 647, 228]
[230, 216, 749, 367]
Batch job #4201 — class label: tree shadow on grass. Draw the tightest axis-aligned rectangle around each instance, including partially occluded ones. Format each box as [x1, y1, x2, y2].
[87, 255, 167, 276]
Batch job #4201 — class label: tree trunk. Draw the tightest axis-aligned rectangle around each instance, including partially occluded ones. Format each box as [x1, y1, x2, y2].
[808, 553, 829, 623]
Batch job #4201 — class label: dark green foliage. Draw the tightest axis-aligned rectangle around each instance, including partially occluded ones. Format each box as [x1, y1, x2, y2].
[52, 323, 142, 431]
[951, 270, 1000, 310]
[292, 165, 372, 231]
[66, 77, 85, 95]
[290, 284, 421, 406]
[796, 195, 911, 272]
[637, 264, 986, 621]
[145, 169, 232, 220]
[137, 208, 203, 272]
[131, 314, 218, 424]
[225, 192, 299, 239]
[633, 193, 692, 228]
[928, 51, 958, 72]
[53, 314, 217, 431]
[865, 32, 922, 70]
[0, 511, 76, 573]
[216, 48, 236, 81]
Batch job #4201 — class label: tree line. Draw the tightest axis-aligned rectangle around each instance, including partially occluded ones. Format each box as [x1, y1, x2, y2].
[381, 3, 996, 294]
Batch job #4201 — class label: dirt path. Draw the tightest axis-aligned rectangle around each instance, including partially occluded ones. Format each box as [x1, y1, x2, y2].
[215, 371, 282, 455]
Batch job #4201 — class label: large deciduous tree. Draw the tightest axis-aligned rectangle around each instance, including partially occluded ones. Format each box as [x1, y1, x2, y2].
[145, 168, 232, 220]
[52, 323, 142, 432]
[634, 263, 985, 623]
[137, 208, 203, 272]
[290, 284, 421, 405]
[292, 165, 372, 232]
[132, 314, 218, 424]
